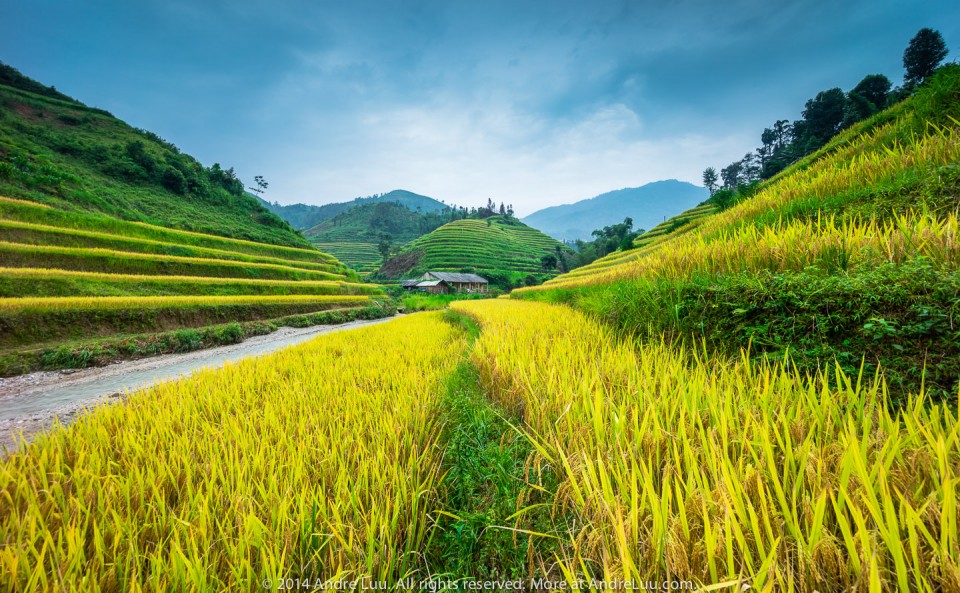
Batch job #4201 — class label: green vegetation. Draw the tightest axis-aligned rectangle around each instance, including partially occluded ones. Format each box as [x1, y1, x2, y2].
[379, 215, 569, 289]
[704, 27, 951, 207]
[311, 241, 381, 274]
[262, 189, 448, 231]
[0, 268, 377, 298]
[401, 292, 492, 312]
[558, 217, 643, 271]
[0, 219, 344, 272]
[0, 242, 346, 281]
[0, 196, 336, 264]
[306, 199, 530, 276]
[305, 201, 458, 272]
[0, 66, 390, 374]
[426, 354, 562, 579]
[305, 200, 451, 244]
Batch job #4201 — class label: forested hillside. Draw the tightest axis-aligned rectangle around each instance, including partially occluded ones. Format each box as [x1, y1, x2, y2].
[262, 189, 447, 231]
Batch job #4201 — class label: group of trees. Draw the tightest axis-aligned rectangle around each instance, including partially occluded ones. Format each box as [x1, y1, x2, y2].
[546, 217, 644, 272]
[703, 28, 949, 209]
[443, 198, 516, 221]
[99, 135, 246, 200]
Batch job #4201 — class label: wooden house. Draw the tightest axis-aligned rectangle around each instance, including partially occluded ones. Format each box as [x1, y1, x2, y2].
[400, 272, 489, 294]
[419, 272, 489, 293]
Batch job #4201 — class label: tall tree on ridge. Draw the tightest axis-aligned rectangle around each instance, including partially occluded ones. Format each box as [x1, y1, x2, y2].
[702, 167, 719, 195]
[903, 28, 948, 88]
[801, 88, 846, 147]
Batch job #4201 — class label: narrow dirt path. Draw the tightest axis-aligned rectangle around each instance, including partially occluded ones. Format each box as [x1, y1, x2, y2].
[0, 315, 399, 450]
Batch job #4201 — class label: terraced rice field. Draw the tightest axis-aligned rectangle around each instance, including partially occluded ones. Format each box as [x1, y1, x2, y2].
[311, 241, 381, 273]
[3, 45, 959, 593]
[0, 196, 337, 264]
[3, 298, 957, 589]
[0, 268, 379, 298]
[390, 216, 566, 275]
[0, 196, 387, 373]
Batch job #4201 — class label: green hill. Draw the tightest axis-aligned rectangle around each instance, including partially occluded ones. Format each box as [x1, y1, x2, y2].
[0, 65, 389, 375]
[517, 64, 960, 402]
[262, 189, 447, 231]
[304, 201, 455, 272]
[379, 215, 570, 288]
[0, 63, 309, 249]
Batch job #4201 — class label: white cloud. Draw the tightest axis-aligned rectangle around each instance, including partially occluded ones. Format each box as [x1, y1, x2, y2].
[256, 90, 752, 215]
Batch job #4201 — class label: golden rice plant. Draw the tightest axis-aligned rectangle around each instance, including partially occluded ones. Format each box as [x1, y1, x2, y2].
[452, 299, 960, 591]
[0, 219, 343, 273]
[0, 267, 380, 295]
[0, 312, 465, 590]
[0, 241, 344, 281]
[0, 294, 371, 314]
[521, 212, 960, 294]
[0, 196, 52, 209]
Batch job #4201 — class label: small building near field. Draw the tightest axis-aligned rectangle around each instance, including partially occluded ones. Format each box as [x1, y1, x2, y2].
[400, 271, 489, 294]
[416, 279, 450, 294]
[419, 272, 489, 293]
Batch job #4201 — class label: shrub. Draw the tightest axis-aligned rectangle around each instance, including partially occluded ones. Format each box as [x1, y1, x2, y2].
[160, 166, 187, 195]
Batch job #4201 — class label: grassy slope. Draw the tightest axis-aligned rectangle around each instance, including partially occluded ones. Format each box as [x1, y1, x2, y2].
[0, 82, 310, 248]
[515, 65, 960, 401]
[380, 215, 570, 286]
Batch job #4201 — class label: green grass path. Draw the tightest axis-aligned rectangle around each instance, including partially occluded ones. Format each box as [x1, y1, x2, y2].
[424, 312, 564, 580]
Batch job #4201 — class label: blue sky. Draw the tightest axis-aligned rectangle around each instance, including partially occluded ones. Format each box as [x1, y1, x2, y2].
[2, 0, 958, 214]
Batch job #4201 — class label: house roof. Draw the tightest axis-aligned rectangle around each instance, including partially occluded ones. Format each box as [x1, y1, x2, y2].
[400, 280, 420, 287]
[417, 280, 444, 287]
[426, 271, 488, 283]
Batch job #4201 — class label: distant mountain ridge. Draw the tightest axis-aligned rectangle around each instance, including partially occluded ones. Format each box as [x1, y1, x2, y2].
[522, 180, 708, 241]
[261, 189, 447, 230]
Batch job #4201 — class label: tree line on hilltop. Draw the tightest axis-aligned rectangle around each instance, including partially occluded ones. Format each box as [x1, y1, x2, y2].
[702, 27, 950, 209]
